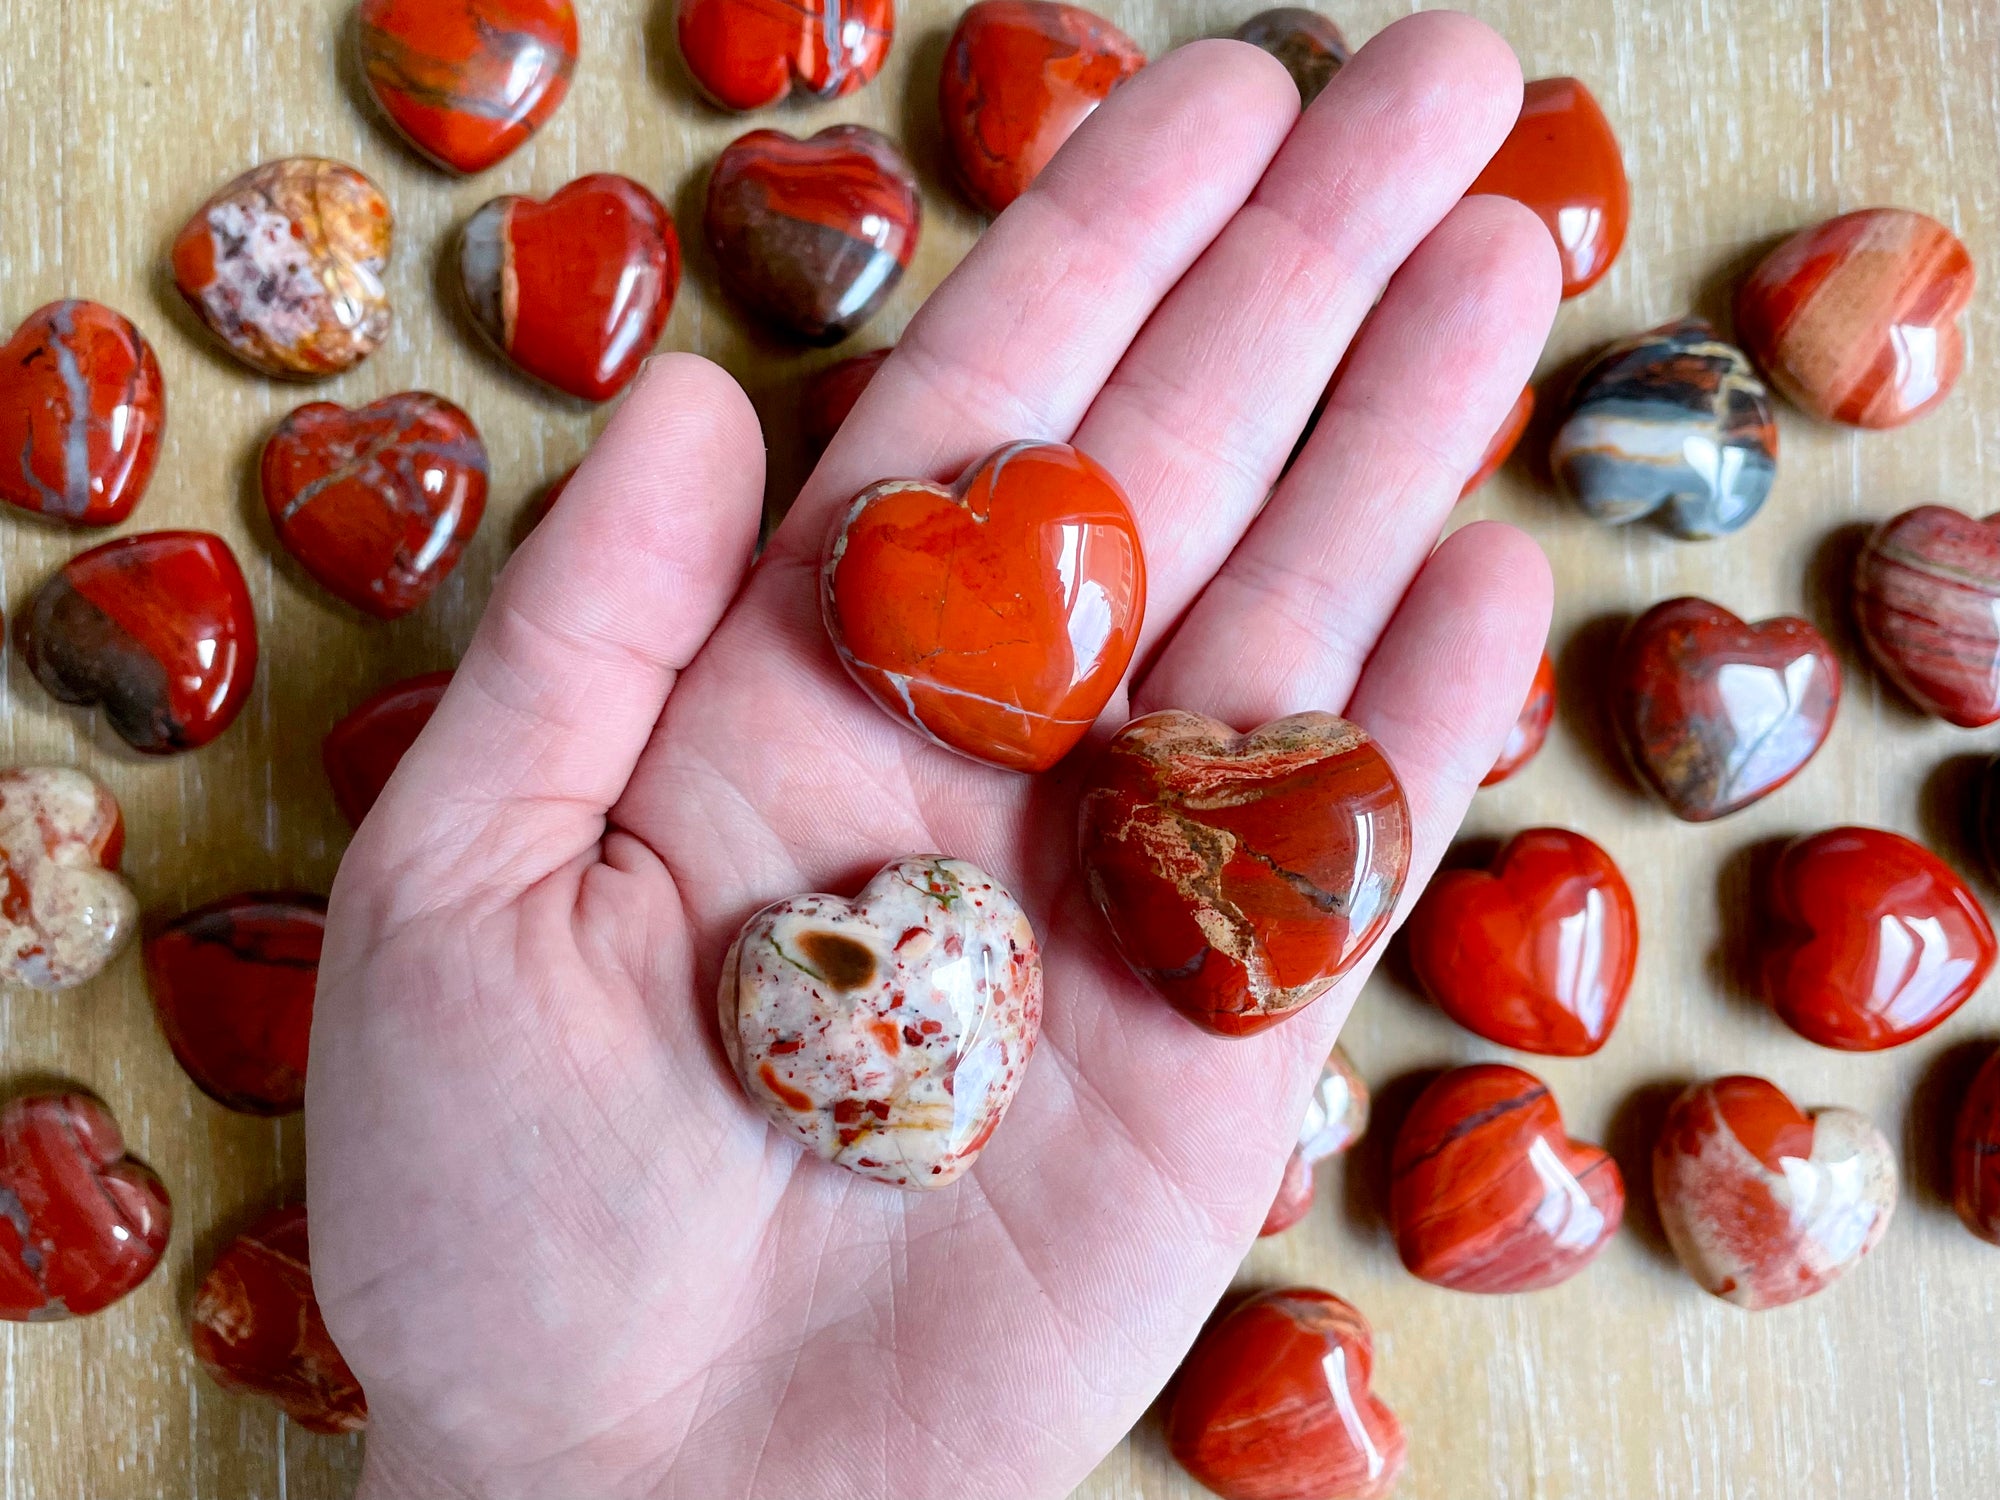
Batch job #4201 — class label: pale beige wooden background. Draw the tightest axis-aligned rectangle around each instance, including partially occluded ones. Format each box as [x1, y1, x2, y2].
[1, 1, 1996, 1496]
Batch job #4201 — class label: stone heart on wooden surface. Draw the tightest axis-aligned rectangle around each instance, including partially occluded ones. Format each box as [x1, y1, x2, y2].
[1078, 710, 1410, 1036]
[800, 346, 890, 452]
[1953, 1046, 2000, 1245]
[718, 856, 1042, 1189]
[1260, 1046, 1370, 1237]
[1654, 1075, 1895, 1309]
[1466, 76, 1628, 298]
[821, 440, 1145, 771]
[1853, 505, 2000, 726]
[1483, 649, 1555, 786]
[0, 767, 137, 993]
[676, 0, 892, 112]
[324, 671, 454, 826]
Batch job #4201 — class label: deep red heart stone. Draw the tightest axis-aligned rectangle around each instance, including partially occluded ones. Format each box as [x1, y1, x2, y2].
[1260, 1046, 1369, 1237]
[1954, 1046, 2000, 1245]
[1461, 384, 1534, 500]
[459, 174, 679, 401]
[801, 346, 889, 451]
[1759, 826, 1994, 1051]
[1612, 596, 1840, 820]
[1390, 1063, 1623, 1292]
[706, 125, 920, 346]
[1853, 505, 2000, 726]
[939, 1, 1145, 215]
[0, 300, 165, 527]
[261, 392, 488, 619]
[1467, 77, 1627, 297]
[1079, 710, 1411, 1036]
[145, 892, 325, 1115]
[1166, 1288, 1405, 1500]
[0, 767, 136, 993]
[1483, 649, 1555, 786]
[16, 530, 258, 754]
[677, 0, 893, 111]
[323, 670, 453, 825]
[0, 1092, 171, 1321]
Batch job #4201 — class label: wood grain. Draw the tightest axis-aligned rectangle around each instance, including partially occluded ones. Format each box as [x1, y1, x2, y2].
[1, 1, 1996, 1496]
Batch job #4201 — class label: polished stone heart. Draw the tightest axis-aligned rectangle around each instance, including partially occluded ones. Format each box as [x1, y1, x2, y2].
[1483, 648, 1555, 786]
[1166, 1288, 1405, 1500]
[358, 0, 577, 174]
[459, 174, 679, 401]
[1079, 710, 1410, 1036]
[1462, 383, 1534, 500]
[16, 531, 258, 754]
[0, 1092, 170, 1321]
[706, 125, 919, 345]
[718, 855, 1041, 1189]
[1654, 1075, 1895, 1309]
[1234, 7, 1350, 106]
[1613, 596, 1840, 821]
[0, 300, 165, 527]
[1408, 828, 1636, 1056]
[262, 393, 488, 619]
[0, 767, 136, 993]
[1467, 77, 1628, 297]
[324, 670, 453, 826]
[823, 440, 1144, 771]
[1391, 1063, 1622, 1292]
[1853, 505, 2000, 726]
[1954, 1046, 2000, 1245]
[1260, 1046, 1369, 1237]
[1759, 826, 1994, 1051]
[677, 0, 892, 111]
[801, 346, 889, 452]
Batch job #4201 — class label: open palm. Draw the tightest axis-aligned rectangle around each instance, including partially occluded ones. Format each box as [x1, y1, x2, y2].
[308, 17, 1560, 1500]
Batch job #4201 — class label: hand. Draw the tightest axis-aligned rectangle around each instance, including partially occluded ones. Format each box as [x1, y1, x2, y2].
[309, 16, 1559, 1498]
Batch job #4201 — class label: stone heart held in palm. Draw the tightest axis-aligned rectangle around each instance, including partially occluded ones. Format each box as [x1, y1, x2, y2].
[718, 856, 1041, 1189]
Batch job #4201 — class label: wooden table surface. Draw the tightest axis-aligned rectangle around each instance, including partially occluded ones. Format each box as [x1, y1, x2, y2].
[3, 1, 1997, 1496]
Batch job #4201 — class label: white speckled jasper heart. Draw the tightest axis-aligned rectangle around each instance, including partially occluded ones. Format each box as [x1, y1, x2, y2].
[718, 855, 1042, 1190]
[0, 767, 138, 992]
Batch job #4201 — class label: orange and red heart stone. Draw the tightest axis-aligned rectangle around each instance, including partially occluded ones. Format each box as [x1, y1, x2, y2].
[1468, 76, 1628, 298]
[1462, 384, 1534, 501]
[801, 347, 890, 451]
[1954, 1046, 2000, 1245]
[822, 440, 1144, 771]
[1390, 1063, 1622, 1292]
[324, 670, 454, 825]
[677, 0, 893, 112]
[1483, 648, 1555, 786]
[1853, 505, 2000, 726]
[1078, 711, 1411, 1036]
[1260, 1046, 1370, 1237]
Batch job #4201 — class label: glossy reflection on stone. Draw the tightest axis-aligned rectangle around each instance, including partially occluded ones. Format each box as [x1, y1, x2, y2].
[1261, 1046, 1369, 1236]
[0, 767, 136, 993]
[1853, 505, 2000, 727]
[1467, 76, 1627, 297]
[1953, 1047, 2000, 1245]
[323, 670, 453, 826]
[1483, 649, 1555, 786]
[801, 347, 890, 451]
[1233, 8, 1349, 106]
[1462, 384, 1533, 500]
[677, 0, 893, 111]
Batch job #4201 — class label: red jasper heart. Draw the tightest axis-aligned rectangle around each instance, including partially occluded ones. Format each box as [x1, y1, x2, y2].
[262, 393, 488, 619]
[1078, 710, 1411, 1036]
[0, 767, 137, 993]
[0, 300, 165, 528]
[1462, 384, 1534, 501]
[1853, 505, 2000, 726]
[1954, 1046, 2000, 1245]
[1260, 1046, 1369, 1237]
[458, 174, 679, 401]
[1613, 596, 1840, 820]
[1466, 77, 1628, 297]
[676, 0, 892, 112]
[1390, 1063, 1623, 1292]
[1166, 1288, 1405, 1500]
[1654, 1075, 1896, 1308]
[1407, 828, 1637, 1056]
[15, 530, 259, 754]
[1759, 826, 1994, 1051]
[0, 1092, 171, 1321]
[1483, 648, 1555, 785]
[323, 670, 453, 826]
[801, 347, 889, 451]
[821, 440, 1145, 771]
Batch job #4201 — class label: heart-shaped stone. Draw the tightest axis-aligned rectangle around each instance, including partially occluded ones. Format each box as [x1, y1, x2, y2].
[939, 1, 1146, 215]
[1390, 1063, 1622, 1292]
[801, 346, 890, 452]
[16, 531, 259, 754]
[1234, 8, 1350, 107]
[0, 767, 137, 993]
[1612, 597, 1840, 821]
[822, 440, 1145, 771]
[718, 855, 1042, 1189]
[261, 393, 488, 619]
[1654, 1075, 1895, 1309]
[172, 158, 392, 379]
[1759, 826, 1994, 1051]
[1467, 77, 1628, 298]
[145, 893, 324, 1115]
[0, 1092, 171, 1321]
[1079, 711, 1411, 1036]
[459, 174, 679, 401]
[1261, 1046, 1369, 1237]
[324, 670, 453, 826]
[1166, 1288, 1405, 1500]
[192, 1203, 367, 1432]
[1408, 828, 1637, 1056]
[1853, 505, 2000, 726]
[1954, 1046, 2000, 1245]
[0, 300, 165, 528]
[1483, 649, 1555, 786]
[1736, 208, 1974, 428]
[1462, 383, 1534, 500]
[706, 125, 920, 346]
[358, 0, 578, 174]
[677, 0, 893, 111]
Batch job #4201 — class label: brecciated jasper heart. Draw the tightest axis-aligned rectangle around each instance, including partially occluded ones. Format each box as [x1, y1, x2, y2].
[1390, 1063, 1623, 1292]
[1261, 1046, 1370, 1237]
[822, 440, 1145, 772]
[0, 767, 137, 993]
[1612, 597, 1840, 821]
[1168, 1289, 1404, 1500]
[1654, 1075, 1895, 1309]
[1853, 505, 2000, 726]
[706, 125, 920, 346]
[16, 531, 258, 754]
[677, 0, 893, 112]
[1407, 828, 1637, 1056]
[324, 670, 453, 825]
[1079, 711, 1410, 1036]
[261, 393, 488, 619]
[0, 1092, 171, 1321]
[459, 174, 680, 401]
[0, 299, 165, 527]
[718, 856, 1041, 1189]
